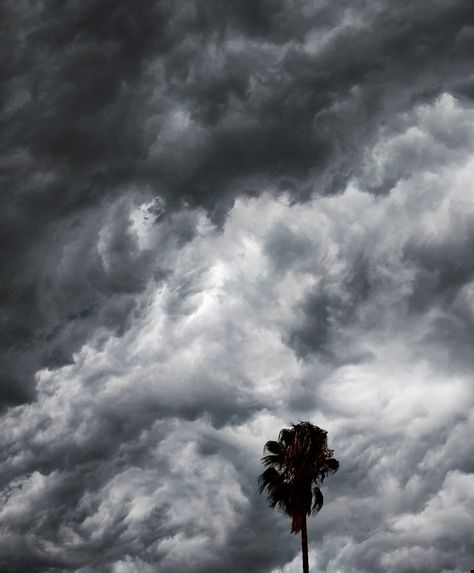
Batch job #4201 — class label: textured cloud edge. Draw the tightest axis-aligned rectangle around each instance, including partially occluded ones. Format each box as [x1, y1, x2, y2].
[1, 93, 473, 572]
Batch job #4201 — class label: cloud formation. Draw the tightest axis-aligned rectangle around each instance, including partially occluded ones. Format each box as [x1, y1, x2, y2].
[0, 1, 473, 572]
[1, 0, 473, 402]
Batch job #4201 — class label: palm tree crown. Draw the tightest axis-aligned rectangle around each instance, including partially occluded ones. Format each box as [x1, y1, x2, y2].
[258, 421, 339, 534]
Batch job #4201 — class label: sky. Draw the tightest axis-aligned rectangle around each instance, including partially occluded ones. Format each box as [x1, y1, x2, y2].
[0, 1, 473, 572]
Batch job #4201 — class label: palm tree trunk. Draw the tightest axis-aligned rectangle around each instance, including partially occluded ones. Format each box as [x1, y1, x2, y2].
[300, 515, 309, 573]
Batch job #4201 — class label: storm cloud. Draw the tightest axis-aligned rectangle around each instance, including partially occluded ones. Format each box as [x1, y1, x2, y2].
[1, 1, 473, 572]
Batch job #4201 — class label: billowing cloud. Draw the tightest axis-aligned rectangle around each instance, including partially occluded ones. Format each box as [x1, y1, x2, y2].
[1, 0, 473, 402]
[1, 1, 473, 572]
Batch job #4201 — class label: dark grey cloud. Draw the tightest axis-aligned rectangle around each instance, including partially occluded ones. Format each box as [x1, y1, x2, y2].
[1, 1, 474, 573]
[1, 0, 473, 403]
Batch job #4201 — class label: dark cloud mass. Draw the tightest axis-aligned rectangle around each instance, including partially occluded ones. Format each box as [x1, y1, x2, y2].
[1, 1, 473, 572]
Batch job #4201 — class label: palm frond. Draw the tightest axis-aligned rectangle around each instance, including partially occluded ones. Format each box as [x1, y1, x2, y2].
[258, 466, 281, 493]
[261, 453, 282, 467]
[263, 440, 281, 455]
[278, 427, 294, 447]
[326, 458, 339, 472]
[269, 482, 291, 512]
[259, 467, 293, 515]
[311, 486, 324, 514]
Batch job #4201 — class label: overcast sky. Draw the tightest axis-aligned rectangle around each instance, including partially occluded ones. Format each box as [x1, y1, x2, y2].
[1, 1, 473, 572]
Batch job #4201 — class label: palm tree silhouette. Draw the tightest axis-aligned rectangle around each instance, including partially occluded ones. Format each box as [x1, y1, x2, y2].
[258, 421, 339, 573]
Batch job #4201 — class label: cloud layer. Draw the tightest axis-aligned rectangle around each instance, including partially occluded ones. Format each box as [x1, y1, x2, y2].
[1, 1, 473, 572]
[2, 0, 473, 402]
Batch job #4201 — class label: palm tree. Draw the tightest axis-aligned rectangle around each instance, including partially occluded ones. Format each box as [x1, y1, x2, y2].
[258, 421, 339, 573]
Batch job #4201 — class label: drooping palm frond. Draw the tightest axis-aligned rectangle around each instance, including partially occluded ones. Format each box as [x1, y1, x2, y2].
[261, 453, 282, 468]
[311, 486, 323, 514]
[278, 427, 294, 447]
[261, 440, 283, 468]
[263, 440, 281, 455]
[319, 457, 339, 481]
[258, 466, 292, 514]
[258, 466, 281, 494]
